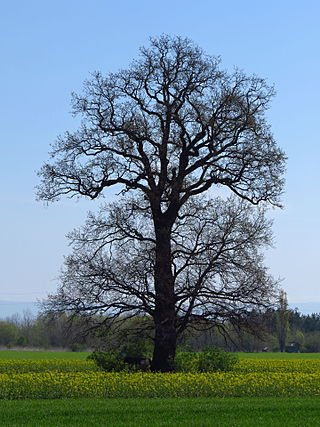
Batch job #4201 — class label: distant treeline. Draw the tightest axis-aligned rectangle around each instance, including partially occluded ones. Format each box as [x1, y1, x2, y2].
[0, 308, 320, 353]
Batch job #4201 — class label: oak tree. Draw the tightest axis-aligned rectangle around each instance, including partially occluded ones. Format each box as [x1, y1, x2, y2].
[38, 35, 286, 371]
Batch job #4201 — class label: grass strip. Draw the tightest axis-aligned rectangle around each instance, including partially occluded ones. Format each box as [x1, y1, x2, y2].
[0, 351, 90, 360]
[0, 397, 319, 426]
[0, 360, 97, 374]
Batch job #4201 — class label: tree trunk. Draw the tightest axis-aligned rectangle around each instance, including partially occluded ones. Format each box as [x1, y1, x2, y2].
[152, 298, 177, 371]
[151, 221, 177, 372]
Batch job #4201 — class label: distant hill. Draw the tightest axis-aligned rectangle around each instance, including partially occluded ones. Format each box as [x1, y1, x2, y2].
[0, 301, 39, 319]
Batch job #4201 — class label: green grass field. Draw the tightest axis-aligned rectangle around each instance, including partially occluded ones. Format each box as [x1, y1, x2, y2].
[237, 352, 320, 360]
[0, 397, 319, 426]
[0, 350, 90, 360]
[1, 349, 319, 361]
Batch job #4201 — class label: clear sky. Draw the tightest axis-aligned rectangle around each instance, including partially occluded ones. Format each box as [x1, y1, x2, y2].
[1, 0, 319, 310]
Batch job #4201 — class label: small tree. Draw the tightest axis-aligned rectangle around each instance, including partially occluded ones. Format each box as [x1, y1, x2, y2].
[38, 35, 285, 371]
[276, 290, 290, 352]
[0, 321, 18, 347]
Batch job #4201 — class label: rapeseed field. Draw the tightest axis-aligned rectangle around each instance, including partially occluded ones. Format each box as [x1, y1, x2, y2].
[0, 356, 319, 399]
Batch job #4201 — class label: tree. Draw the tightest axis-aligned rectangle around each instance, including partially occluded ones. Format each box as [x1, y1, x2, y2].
[0, 321, 18, 347]
[38, 35, 286, 371]
[276, 290, 290, 352]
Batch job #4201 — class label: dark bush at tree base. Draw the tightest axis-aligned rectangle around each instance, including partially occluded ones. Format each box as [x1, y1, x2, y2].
[87, 351, 127, 372]
[88, 351, 151, 372]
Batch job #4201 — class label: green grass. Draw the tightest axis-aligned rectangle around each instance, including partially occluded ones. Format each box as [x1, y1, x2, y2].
[237, 352, 320, 360]
[0, 397, 319, 426]
[0, 351, 90, 360]
[1, 349, 320, 361]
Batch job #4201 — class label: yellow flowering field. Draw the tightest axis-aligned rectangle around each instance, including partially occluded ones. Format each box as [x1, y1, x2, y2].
[1, 357, 316, 375]
[0, 371, 320, 399]
[236, 358, 320, 373]
[0, 356, 320, 399]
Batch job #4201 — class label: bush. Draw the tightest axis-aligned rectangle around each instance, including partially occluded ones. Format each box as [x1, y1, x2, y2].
[198, 348, 238, 372]
[174, 352, 199, 372]
[174, 348, 238, 372]
[88, 351, 151, 372]
[87, 351, 127, 372]
[89, 348, 238, 373]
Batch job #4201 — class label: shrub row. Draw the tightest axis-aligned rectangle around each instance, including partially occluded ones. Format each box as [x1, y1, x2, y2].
[89, 348, 239, 372]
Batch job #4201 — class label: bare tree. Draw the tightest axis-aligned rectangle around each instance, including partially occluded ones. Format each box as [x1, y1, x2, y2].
[38, 35, 286, 371]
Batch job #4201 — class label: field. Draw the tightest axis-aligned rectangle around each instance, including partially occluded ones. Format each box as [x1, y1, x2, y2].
[0, 350, 90, 360]
[238, 352, 320, 360]
[0, 397, 320, 426]
[3, 349, 320, 361]
[1, 351, 320, 425]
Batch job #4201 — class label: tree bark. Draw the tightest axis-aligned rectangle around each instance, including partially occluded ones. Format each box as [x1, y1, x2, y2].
[151, 221, 177, 372]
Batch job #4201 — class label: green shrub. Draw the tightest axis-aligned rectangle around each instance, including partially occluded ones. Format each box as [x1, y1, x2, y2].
[174, 349, 238, 372]
[198, 348, 238, 372]
[174, 352, 199, 372]
[87, 351, 127, 372]
[89, 349, 238, 373]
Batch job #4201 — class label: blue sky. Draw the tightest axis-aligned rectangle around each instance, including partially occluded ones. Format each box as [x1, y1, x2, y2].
[1, 0, 320, 311]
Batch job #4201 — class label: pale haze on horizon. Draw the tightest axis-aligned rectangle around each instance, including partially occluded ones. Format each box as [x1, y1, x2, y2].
[1, 1, 319, 313]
